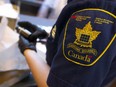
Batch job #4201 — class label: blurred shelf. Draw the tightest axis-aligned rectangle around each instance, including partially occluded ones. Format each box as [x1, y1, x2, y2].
[11, 73, 37, 87]
[0, 70, 30, 87]
[19, 14, 56, 26]
[10, 0, 43, 16]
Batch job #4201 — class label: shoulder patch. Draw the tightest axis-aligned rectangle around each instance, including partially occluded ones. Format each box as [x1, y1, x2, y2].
[63, 8, 116, 66]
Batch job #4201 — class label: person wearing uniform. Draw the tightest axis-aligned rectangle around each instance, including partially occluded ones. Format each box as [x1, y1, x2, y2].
[18, 0, 116, 87]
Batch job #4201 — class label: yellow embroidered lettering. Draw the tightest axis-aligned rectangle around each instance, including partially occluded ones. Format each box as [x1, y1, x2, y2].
[68, 50, 91, 62]
[94, 17, 114, 24]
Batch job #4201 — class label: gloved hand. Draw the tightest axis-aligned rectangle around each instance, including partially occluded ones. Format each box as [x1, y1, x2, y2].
[18, 35, 36, 54]
[18, 21, 48, 42]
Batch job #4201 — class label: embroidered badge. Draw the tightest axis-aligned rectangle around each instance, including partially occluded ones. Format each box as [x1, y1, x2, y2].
[74, 21, 101, 48]
[63, 8, 116, 66]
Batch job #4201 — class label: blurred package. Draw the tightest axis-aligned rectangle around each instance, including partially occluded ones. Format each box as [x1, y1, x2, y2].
[0, 3, 30, 87]
[0, 3, 19, 30]
[0, 17, 29, 71]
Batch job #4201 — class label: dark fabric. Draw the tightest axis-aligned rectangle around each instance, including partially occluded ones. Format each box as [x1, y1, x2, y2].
[67, 0, 74, 3]
[46, 0, 116, 87]
[101, 56, 116, 87]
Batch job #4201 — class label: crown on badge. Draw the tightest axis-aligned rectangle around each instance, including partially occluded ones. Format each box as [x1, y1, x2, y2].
[74, 21, 101, 48]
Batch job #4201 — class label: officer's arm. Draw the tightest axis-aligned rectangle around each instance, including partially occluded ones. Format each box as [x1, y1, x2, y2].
[24, 49, 50, 87]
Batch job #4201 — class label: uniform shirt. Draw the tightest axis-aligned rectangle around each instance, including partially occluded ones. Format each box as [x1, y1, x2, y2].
[46, 0, 116, 87]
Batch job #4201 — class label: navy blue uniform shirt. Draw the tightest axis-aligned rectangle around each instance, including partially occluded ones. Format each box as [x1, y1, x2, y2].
[46, 0, 116, 87]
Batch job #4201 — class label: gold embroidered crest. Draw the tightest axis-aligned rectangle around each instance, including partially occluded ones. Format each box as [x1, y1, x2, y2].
[74, 21, 101, 48]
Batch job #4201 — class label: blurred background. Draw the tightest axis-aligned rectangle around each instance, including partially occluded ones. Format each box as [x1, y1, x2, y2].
[10, 0, 67, 19]
[0, 0, 116, 87]
[0, 0, 67, 87]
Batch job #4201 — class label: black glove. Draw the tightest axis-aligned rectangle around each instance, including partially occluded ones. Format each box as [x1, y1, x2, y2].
[18, 35, 36, 54]
[18, 21, 48, 42]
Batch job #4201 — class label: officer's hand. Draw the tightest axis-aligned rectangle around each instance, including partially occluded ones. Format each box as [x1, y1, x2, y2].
[18, 35, 36, 54]
[18, 21, 48, 42]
